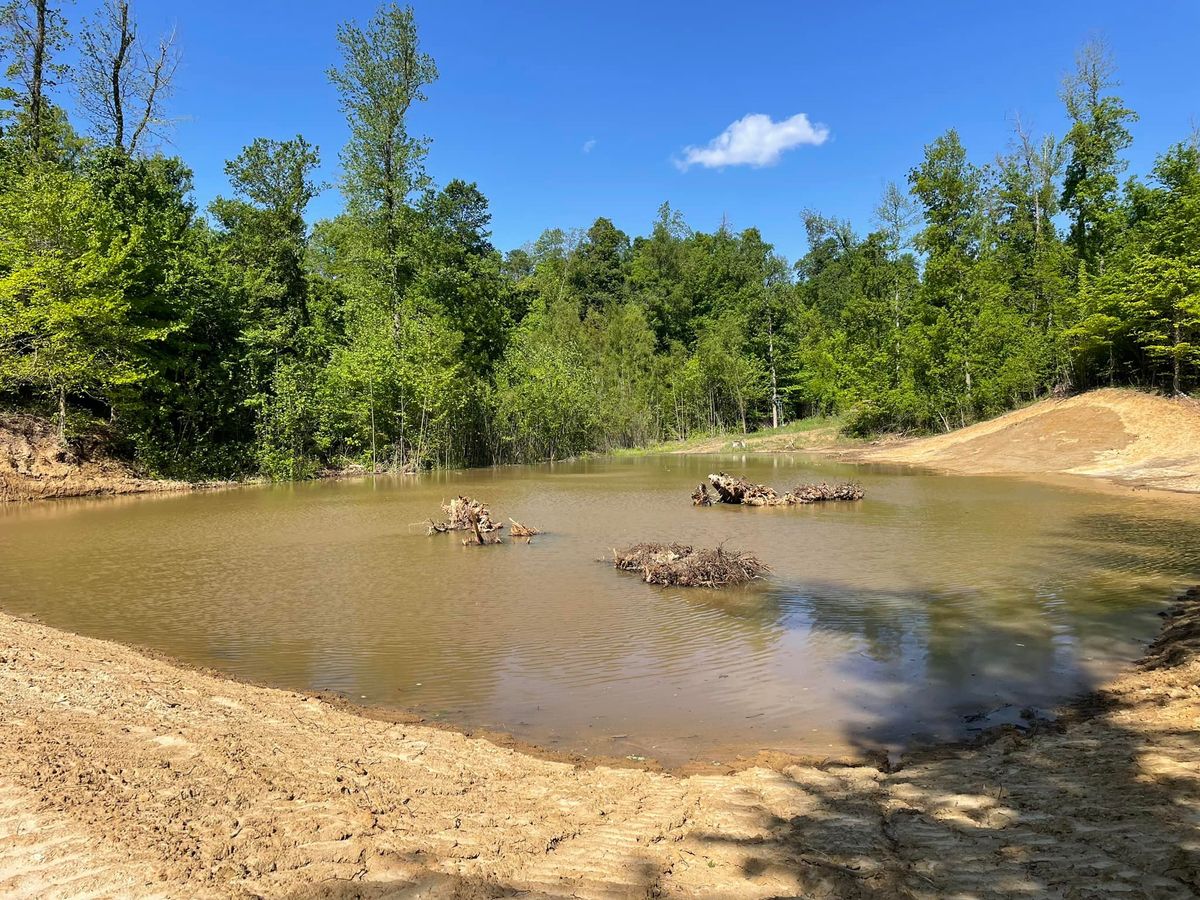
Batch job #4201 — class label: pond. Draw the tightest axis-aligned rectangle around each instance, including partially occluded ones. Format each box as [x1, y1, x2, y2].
[2, 454, 1197, 766]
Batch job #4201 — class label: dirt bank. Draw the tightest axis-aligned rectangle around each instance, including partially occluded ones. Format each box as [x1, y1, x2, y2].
[858, 388, 1200, 492]
[685, 389, 1200, 495]
[2, 594, 1199, 898]
[0, 413, 190, 502]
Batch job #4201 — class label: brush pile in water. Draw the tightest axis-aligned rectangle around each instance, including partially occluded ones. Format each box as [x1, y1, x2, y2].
[611, 542, 770, 587]
[787, 481, 866, 503]
[704, 472, 864, 506]
[427, 496, 543, 545]
[428, 496, 502, 535]
[706, 473, 780, 506]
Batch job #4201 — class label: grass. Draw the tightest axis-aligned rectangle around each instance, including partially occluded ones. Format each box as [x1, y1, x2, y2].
[611, 415, 850, 457]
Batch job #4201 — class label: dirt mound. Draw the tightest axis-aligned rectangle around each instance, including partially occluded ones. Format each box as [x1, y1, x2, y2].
[0, 413, 187, 502]
[862, 388, 1200, 492]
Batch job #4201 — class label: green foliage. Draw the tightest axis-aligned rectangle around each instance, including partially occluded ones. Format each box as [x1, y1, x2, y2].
[0, 10, 1194, 480]
[0, 164, 169, 435]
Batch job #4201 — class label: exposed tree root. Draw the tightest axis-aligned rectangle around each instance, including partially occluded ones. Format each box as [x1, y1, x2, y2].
[428, 496, 502, 535]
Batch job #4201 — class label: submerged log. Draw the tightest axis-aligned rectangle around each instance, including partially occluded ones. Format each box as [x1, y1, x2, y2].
[691, 483, 712, 506]
[702, 473, 864, 507]
[611, 542, 770, 587]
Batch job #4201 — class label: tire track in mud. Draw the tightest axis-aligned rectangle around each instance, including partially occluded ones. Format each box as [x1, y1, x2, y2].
[0, 779, 161, 898]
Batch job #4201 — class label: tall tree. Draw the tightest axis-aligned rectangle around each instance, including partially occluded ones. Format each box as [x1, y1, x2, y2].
[0, 165, 163, 438]
[327, 2, 437, 304]
[1060, 38, 1137, 272]
[77, 0, 180, 155]
[909, 129, 987, 426]
[0, 0, 68, 155]
[570, 216, 629, 314]
[1085, 144, 1200, 393]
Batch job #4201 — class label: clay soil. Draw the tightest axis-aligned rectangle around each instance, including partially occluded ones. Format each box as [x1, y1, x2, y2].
[0, 414, 189, 503]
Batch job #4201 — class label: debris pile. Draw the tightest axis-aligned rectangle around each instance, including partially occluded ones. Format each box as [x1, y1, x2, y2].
[707, 473, 780, 506]
[702, 472, 864, 507]
[426, 496, 542, 545]
[611, 542, 770, 587]
[786, 481, 866, 503]
[427, 496, 502, 535]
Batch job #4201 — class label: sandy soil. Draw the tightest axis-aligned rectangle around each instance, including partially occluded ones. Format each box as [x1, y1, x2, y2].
[2, 592, 1199, 899]
[684, 389, 1200, 495]
[856, 389, 1200, 493]
[0, 414, 190, 503]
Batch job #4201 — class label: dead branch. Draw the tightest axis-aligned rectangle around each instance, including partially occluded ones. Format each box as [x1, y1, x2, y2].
[508, 518, 541, 538]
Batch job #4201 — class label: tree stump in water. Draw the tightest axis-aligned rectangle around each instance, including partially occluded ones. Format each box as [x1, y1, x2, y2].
[464, 508, 503, 545]
[428, 496, 502, 535]
[691, 483, 712, 506]
[707, 472, 780, 506]
[784, 482, 865, 504]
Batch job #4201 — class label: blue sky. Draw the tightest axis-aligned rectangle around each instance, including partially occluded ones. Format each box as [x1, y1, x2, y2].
[72, 1, 1200, 260]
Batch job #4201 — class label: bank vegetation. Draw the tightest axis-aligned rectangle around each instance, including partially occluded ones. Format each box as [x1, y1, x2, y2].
[1, 3, 1198, 489]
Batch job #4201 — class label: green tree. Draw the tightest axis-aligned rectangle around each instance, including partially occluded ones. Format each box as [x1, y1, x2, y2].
[1060, 38, 1137, 272]
[0, 165, 166, 437]
[0, 0, 69, 156]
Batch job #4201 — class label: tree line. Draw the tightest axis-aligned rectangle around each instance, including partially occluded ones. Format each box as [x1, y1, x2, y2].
[0, 1, 1197, 479]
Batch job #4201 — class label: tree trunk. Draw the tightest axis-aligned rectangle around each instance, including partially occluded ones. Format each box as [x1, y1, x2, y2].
[1174, 320, 1182, 395]
[768, 323, 779, 429]
[369, 381, 377, 474]
[57, 384, 66, 443]
[30, 0, 47, 153]
[110, 2, 133, 152]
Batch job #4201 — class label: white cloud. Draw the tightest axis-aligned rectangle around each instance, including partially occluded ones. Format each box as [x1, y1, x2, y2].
[676, 113, 829, 170]
[582, 138, 597, 154]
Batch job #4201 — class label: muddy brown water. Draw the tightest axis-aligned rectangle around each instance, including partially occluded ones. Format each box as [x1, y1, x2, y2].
[2, 454, 1198, 766]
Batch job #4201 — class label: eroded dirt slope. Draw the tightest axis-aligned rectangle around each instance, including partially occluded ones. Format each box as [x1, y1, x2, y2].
[2, 598, 1198, 898]
[861, 388, 1200, 491]
[0, 414, 187, 502]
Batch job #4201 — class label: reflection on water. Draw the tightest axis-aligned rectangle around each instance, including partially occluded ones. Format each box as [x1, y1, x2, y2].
[1, 454, 1197, 764]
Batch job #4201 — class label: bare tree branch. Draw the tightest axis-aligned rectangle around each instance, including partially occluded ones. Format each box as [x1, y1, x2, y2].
[77, 0, 179, 154]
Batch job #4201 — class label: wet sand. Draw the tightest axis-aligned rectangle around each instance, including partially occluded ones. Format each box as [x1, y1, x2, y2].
[2, 593, 1198, 898]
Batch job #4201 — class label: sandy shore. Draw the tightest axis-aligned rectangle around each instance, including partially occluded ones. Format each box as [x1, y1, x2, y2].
[3, 595, 1199, 898]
